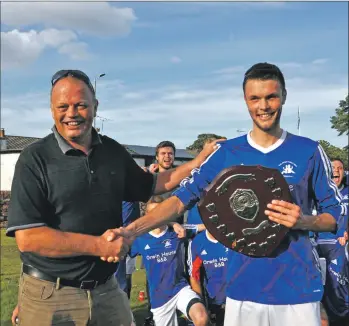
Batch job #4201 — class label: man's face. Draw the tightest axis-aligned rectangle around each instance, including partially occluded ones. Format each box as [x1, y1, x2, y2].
[244, 79, 285, 132]
[156, 146, 175, 170]
[51, 77, 97, 141]
[332, 160, 344, 187]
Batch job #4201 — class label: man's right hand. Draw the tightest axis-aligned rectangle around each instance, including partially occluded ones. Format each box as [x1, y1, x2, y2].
[99, 227, 134, 263]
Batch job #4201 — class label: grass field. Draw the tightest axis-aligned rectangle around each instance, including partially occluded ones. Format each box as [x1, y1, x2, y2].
[0, 229, 150, 326]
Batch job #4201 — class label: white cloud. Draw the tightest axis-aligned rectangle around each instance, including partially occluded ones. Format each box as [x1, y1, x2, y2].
[58, 42, 90, 61]
[1, 2, 137, 37]
[170, 56, 182, 64]
[38, 29, 77, 47]
[1, 29, 45, 69]
[312, 58, 329, 65]
[1, 29, 89, 69]
[1, 55, 347, 149]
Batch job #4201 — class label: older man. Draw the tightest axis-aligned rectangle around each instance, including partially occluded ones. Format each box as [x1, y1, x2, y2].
[7, 69, 219, 326]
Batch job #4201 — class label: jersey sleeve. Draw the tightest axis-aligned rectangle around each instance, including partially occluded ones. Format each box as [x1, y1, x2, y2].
[188, 239, 203, 281]
[173, 145, 226, 209]
[312, 145, 347, 220]
[6, 155, 49, 237]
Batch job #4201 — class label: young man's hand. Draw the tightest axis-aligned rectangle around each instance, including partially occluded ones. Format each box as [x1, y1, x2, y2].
[338, 231, 348, 246]
[171, 223, 186, 238]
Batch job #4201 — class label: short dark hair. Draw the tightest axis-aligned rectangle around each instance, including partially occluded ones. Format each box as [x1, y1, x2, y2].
[331, 158, 344, 166]
[243, 62, 286, 94]
[155, 141, 176, 156]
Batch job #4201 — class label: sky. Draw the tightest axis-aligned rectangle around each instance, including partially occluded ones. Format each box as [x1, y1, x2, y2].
[1, 1, 348, 149]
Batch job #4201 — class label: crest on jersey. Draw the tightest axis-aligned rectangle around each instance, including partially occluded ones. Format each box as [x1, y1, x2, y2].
[162, 239, 172, 248]
[279, 161, 297, 178]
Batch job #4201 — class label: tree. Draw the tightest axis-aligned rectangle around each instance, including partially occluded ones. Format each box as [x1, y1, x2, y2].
[318, 140, 348, 169]
[187, 133, 226, 153]
[330, 94, 348, 150]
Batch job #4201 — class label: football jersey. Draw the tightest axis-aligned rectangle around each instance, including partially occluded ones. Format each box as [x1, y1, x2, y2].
[129, 227, 188, 309]
[188, 231, 229, 305]
[318, 184, 348, 241]
[320, 242, 349, 321]
[187, 204, 203, 225]
[173, 130, 345, 305]
[121, 201, 140, 226]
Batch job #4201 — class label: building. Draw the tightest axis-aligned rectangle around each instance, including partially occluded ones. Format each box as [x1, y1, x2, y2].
[0, 128, 194, 191]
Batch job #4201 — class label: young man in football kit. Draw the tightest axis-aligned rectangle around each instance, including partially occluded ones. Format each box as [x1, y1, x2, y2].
[320, 226, 348, 326]
[118, 62, 345, 326]
[129, 196, 209, 326]
[188, 230, 229, 326]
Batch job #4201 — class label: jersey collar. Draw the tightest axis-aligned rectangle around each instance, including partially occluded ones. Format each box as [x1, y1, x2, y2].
[247, 129, 287, 154]
[205, 230, 218, 243]
[149, 226, 168, 238]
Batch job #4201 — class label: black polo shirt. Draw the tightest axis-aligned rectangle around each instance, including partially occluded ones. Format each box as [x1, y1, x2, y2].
[7, 127, 155, 281]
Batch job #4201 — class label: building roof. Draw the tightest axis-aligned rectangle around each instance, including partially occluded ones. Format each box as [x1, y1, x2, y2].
[1, 135, 41, 151]
[0, 135, 194, 159]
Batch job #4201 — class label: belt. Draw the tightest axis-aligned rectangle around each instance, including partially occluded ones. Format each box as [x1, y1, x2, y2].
[22, 264, 112, 290]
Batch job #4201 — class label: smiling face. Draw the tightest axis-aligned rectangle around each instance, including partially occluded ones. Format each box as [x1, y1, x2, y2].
[51, 77, 97, 142]
[332, 159, 345, 187]
[156, 146, 175, 170]
[244, 79, 286, 133]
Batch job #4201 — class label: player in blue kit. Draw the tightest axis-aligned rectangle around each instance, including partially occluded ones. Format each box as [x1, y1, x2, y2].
[120, 62, 346, 326]
[188, 230, 229, 325]
[129, 196, 209, 326]
[319, 228, 348, 326]
[317, 158, 348, 245]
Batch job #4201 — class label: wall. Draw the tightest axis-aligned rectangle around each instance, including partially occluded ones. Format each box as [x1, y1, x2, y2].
[0, 153, 20, 191]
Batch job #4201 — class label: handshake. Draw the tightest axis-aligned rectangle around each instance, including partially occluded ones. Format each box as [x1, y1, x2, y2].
[98, 223, 186, 263]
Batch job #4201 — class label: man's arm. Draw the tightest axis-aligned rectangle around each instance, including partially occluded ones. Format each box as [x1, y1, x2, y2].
[190, 276, 203, 297]
[15, 226, 131, 261]
[308, 145, 346, 232]
[127, 196, 185, 238]
[188, 240, 203, 297]
[265, 144, 345, 232]
[294, 213, 337, 232]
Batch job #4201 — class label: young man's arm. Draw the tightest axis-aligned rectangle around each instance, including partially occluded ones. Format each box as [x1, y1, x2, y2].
[188, 240, 204, 297]
[190, 277, 203, 297]
[298, 145, 345, 232]
[266, 145, 344, 232]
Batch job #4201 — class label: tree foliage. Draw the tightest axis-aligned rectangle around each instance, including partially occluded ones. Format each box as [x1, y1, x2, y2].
[330, 94, 348, 150]
[318, 140, 348, 169]
[187, 133, 226, 153]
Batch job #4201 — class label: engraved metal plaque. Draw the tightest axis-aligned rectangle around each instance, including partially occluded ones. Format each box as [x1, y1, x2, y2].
[197, 165, 293, 257]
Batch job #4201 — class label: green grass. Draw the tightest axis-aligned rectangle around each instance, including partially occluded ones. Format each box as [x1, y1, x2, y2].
[0, 229, 149, 325]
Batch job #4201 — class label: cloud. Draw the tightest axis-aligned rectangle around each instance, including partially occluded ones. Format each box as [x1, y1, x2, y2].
[1, 58, 347, 149]
[170, 56, 182, 64]
[1, 2, 137, 37]
[1, 29, 89, 69]
[58, 42, 90, 60]
[312, 58, 329, 65]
